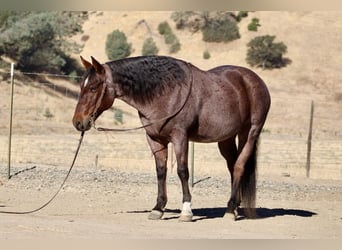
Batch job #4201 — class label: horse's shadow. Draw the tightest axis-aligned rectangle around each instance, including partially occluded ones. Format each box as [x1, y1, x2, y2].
[127, 207, 317, 221]
[192, 207, 317, 221]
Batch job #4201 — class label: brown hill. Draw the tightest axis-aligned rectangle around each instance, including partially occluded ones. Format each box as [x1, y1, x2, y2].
[74, 11, 342, 138]
[1, 11, 342, 137]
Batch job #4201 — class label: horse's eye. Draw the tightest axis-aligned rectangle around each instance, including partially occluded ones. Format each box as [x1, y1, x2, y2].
[90, 85, 98, 93]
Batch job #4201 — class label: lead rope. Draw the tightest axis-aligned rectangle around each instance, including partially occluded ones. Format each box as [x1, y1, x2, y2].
[0, 131, 85, 214]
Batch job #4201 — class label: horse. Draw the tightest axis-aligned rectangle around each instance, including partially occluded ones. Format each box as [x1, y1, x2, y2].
[72, 55, 271, 221]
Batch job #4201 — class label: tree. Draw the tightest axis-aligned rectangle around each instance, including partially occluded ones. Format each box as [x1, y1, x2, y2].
[105, 30, 131, 60]
[246, 35, 288, 69]
[201, 15, 240, 43]
[171, 11, 205, 32]
[0, 11, 86, 74]
[171, 11, 240, 43]
[158, 21, 181, 54]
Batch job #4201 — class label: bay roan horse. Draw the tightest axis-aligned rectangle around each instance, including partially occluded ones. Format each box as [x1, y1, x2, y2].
[72, 55, 271, 221]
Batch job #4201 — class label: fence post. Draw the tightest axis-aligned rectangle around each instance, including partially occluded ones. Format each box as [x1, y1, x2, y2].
[7, 63, 15, 179]
[190, 141, 195, 188]
[306, 100, 314, 178]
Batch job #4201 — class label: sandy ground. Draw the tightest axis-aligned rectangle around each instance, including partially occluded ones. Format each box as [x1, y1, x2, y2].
[0, 151, 341, 239]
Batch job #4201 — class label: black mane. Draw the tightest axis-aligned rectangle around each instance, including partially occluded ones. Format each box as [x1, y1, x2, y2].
[106, 56, 187, 103]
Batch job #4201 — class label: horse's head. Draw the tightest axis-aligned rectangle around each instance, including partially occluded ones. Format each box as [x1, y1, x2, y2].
[72, 56, 115, 131]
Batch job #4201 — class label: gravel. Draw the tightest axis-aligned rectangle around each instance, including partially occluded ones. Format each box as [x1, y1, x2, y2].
[1, 164, 342, 203]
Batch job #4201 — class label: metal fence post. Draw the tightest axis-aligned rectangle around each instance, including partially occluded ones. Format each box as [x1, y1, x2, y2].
[306, 100, 314, 178]
[190, 141, 194, 187]
[8, 63, 15, 179]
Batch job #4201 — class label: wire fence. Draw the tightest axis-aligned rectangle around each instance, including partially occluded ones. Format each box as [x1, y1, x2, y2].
[0, 69, 341, 180]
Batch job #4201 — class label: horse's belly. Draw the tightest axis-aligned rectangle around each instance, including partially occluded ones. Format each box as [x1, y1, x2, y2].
[189, 130, 238, 143]
[188, 115, 241, 143]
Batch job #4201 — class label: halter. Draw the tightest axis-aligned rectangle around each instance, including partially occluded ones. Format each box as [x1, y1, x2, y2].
[90, 80, 108, 125]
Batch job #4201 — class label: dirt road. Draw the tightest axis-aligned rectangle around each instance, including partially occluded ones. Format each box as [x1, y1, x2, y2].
[1, 163, 341, 239]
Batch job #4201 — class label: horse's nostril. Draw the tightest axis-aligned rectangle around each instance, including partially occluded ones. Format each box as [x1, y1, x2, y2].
[73, 119, 91, 131]
[74, 120, 83, 131]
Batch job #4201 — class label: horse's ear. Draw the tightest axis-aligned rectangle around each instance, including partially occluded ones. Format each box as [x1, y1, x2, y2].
[80, 56, 92, 70]
[91, 56, 105, 74]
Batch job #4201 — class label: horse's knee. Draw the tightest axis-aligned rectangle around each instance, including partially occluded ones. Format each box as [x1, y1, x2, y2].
[156, 165, 167, 180]
[177, 165, 189, 180]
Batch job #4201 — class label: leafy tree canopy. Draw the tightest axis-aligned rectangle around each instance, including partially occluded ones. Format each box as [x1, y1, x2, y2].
[0, 11, 87, 74]
[105, 29, 132, 60]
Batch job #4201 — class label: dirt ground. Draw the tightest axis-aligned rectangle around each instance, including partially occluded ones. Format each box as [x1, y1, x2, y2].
[0, 155, 341, 239]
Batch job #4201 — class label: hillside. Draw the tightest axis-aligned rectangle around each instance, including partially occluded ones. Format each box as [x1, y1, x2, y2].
[1, 11, 342, 137]
[72, 11, 342, 138]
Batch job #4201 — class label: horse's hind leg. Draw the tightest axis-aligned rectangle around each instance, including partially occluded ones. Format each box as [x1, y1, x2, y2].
[218, 137, 239, 204]
[146, 135, 168, 220]
[227, 124, 260, 220]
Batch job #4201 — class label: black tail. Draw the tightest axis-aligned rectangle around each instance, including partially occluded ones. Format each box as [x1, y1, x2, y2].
[240, 139, 258, 218]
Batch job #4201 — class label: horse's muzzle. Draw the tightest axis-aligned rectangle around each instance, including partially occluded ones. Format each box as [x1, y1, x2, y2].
[73, 117, 92, 131]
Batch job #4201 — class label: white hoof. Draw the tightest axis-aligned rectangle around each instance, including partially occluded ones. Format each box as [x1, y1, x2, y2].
[148, 210, 163, 220]
[179, 214, 193, 222]
[179, 202, 193, 222]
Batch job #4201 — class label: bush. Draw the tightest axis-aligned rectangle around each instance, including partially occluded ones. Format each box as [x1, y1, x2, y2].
[68, 70, 79, 83]
[158, 21, 172, 35]
[236, 11, 248, 22]
[248, 18, 261, 31]
[203, 50, 211, 59]
[246, 35, 288, 69]
[105, 30, 131, 60]
[158, 21, 181, 54]
[114, 109, 123, 125]
[169, 41, 181, 54]
[164, 32, 177, 45]
[171, 11, 205, 32]
[201, 16, 240, 43]
[170, 11, 240, 44]
[142, 37, 158, 56]
[43, 108, 54, 119]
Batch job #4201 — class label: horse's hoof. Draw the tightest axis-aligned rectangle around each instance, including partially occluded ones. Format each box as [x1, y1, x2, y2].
[148, 210, 163, 220]
[179, 214, 193, 222]
[225, 211, 237, 221]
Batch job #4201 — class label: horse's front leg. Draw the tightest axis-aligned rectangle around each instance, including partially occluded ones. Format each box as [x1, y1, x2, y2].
[146, 135, 168, 220]
[173, 134, 193, 222]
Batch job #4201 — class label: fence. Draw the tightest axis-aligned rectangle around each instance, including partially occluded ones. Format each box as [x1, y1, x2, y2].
[1, 66, 342, 182]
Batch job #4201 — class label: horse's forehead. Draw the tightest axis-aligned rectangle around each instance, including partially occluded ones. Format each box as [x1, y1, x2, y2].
[82, 71, 99, 88]
[83, 76, 90, 87]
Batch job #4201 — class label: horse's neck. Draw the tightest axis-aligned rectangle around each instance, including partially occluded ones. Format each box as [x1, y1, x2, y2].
[117, 95, 151, 118]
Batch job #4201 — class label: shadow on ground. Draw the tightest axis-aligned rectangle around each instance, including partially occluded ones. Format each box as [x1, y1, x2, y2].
[125, 207, 317, 222]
